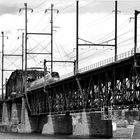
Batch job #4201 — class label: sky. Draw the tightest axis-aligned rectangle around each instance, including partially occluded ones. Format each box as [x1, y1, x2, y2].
[1, 0, 140, 94]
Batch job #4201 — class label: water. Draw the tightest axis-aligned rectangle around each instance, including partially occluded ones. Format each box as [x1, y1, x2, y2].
[0, 129, 134, 139]
[0, 132, 66, 139]
[0, 125, 134, 139]
[0, 132, 93, 139]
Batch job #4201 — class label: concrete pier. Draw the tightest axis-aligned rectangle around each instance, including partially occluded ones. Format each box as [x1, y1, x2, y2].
[42, 113, 72, 135]
[72, 111, 112, 137]
[0, 99, 114, 138]
[2, 103, 9, 125]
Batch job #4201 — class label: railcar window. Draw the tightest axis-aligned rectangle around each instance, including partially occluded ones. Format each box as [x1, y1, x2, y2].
[51, 72, 60, 80]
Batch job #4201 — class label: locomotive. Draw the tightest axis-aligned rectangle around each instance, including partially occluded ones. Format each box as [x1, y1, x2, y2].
[5, 70, 45, 99]
[27, 71, 60, 91]
[5, 70, 60, 99]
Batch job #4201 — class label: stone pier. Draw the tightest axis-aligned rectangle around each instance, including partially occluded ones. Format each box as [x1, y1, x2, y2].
[41, 111, 112, 138]
[72, 111, 112, 138]
[1, 100, 113, 138]
[41, 113, 73, 135]
[2, 102, 9, 125]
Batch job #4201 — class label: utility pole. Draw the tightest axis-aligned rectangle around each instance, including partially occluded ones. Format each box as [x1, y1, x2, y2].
[115, 0, 117, 61]
[74, 60, 76, 75]
[51, 4, 54, 74]
[1, 32, 8, 100]
[76, 0, 79, 74]
[18, 29, 25, 72]
[25, 3, 28, 103]
[134, 10, 140, 55]
[1, 32, 4, 100]
[17, 32, 24, 72]
[45, 4, 59, 73]
[19, 3, 33, 112]
[22, 33, 24, 71]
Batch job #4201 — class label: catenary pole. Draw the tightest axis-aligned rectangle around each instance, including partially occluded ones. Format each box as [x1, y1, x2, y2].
[45, 5, 59, 73]
[19, 3, 33, 112]
[1, 32, 4, 100]
[51, 4, 53, 73]
[115, 1, 117, 61]
[76, 1, 79, 73]
[22, 32, 24, 72]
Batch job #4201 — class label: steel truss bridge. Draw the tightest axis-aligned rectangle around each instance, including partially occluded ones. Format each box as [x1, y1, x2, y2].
[21, 52, 140, 116]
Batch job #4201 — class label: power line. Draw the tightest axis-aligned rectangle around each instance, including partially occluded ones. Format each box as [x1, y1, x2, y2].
[96, 18, 130, 44]
[54, 41, 69, 73]
[33, 0, 49, 10]
[28, 35, 51, 53]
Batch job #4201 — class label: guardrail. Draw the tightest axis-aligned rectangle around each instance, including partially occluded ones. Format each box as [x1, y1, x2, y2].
[61, 48, 140, 80]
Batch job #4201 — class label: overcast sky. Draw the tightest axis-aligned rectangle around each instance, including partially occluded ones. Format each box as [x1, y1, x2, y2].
[1, 0, 140, 93]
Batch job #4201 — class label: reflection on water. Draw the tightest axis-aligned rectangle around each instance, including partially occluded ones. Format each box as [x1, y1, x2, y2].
[0, 132, 70, 139]
[0, 132, 92, 139]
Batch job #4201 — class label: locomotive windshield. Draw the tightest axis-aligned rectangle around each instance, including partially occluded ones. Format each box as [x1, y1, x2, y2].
[51, 72, 60, 80]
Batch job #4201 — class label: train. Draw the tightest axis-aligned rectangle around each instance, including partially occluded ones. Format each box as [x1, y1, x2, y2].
[27, 71, 60, 91]
[5, 70, 60, 99]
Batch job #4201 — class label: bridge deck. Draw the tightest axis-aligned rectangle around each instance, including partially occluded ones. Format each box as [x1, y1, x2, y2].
[4, 51, 140, 116]
[28, 53, 138, 92]
[25, 53, 140, 115]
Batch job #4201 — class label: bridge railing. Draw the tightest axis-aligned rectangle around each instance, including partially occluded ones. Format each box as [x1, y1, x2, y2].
[61, 48, 140, 80]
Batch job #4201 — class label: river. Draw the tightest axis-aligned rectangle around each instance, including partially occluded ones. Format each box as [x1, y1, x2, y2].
[0, 132, 94, 139]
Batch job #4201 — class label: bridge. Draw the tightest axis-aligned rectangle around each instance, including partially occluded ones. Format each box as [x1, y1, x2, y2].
[5, 49, 140, 114]
[26, 52, 140, 116]
[0, 49, 140, 137]
[25, 48, 140, 115]
[0, 0, 140, 138]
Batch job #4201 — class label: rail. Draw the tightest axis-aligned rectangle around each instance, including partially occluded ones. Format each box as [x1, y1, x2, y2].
[61, 47, 140, 80]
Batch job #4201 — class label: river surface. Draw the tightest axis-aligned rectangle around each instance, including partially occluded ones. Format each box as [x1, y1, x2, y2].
[0, 125, 134, 139]
[0, 132, 95, 139]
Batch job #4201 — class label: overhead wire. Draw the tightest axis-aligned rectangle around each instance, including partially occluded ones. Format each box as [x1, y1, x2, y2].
[34, 1, 129, 64]
[4, 57, 21, 69]
[23, 0, 55, 70]
[56, 41, 74, 60]
[39, 41, 51, 53]
[6, 1, 139, 76]
[71, 27, 133, 62]
[28, 54, 42, 66]
[117, 28, 133, 39]
[27, 40, 43, 67]
[53, 1, 74, 13]
[3, 43, 23, 72]
[27, 39, 37, 60]
[80, 32, 137, 63]
[32, 0, 49, 10]
[54, 41, 72, 73]
[10, 45, 22, 55]
[29, 0, 61, 33]
[79, 46, 113, 62]
[27, 35, 50, 53]
[25, 1, 77, 71]
[74, 18, 131, 61]
[27, 35, 52, 68]
[96, 18, 130, 44]
[29, 14, 50, 32]
[64, 11, 117, 58]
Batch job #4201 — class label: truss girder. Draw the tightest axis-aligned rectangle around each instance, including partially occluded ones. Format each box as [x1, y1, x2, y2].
[27, 54, 140, 115]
